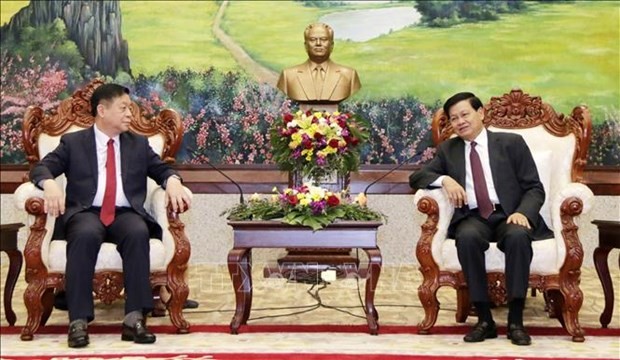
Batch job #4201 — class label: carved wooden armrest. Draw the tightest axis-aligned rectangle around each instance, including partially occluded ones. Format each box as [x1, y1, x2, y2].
[414, 188, 454, 269]
[414, 188, 453, 237]
[550, 182, 594, 237]
[13, 182, 53, 281]
[550, 182, 594, 268]
[146, 186, 192, 267]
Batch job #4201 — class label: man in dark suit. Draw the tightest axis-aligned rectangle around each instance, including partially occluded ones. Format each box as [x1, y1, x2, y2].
[30, 83, 192, 348]
[409, 92, 552, 346]
[277, 23, 361, 104]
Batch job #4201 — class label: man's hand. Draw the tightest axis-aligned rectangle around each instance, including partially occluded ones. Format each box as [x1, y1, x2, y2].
[42, 179, 65, 217]
[507, 212, 531, 229]
[165, 176, 191, 212]
[442, 176, 468, 208]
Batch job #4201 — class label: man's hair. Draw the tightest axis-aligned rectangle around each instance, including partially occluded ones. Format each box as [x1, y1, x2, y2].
[304, 23, 334, 41]
[90, 83, 130, 117]
[443, 92, 483, 115]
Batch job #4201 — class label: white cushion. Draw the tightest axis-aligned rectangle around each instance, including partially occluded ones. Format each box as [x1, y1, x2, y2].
[433, 126, 579, 276]
[36, 129, 170, 274]
[440, 237, 559, 274]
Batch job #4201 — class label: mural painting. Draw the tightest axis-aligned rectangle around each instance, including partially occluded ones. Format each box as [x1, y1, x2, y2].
[1, 0, 618, 167]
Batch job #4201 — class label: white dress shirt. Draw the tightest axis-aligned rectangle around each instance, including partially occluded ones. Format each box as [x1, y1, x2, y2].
[432, 128, 500, 210]
[92, 125, 130, 208]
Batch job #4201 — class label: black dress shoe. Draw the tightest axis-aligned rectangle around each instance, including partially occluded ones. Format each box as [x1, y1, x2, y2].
[184, 299, 199, 309]
[68, 320, 89, 348]
[507, 324, 532, 346]
[121, 319, 156, 344]
[464, 321, 498, 342]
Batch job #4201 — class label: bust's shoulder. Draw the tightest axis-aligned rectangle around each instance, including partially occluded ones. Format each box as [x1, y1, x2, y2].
[328, 60, 357, 74]
[283, 61, 310, 73]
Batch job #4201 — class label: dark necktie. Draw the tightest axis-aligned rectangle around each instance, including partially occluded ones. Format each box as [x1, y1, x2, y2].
[470, 141, 493, 219]
[100, 138, 116, 226]
[313, 65, 324, 96]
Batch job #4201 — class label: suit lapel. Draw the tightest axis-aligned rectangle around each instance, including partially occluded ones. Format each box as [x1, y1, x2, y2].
[453, 139, 466, 186]
[120, 132, 130, 188]
[322, 60, 341, 100]
[487, 130, 502, 191]
[295, 62, 317, 100]
[85, 128, 98, 184]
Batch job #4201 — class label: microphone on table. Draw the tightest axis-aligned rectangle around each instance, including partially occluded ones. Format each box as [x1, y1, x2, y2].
[204, 160, 245, 204]
[363, 151, 423, 196]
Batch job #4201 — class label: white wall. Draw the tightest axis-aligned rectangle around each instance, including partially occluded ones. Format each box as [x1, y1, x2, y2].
[1, 193, 618, 268]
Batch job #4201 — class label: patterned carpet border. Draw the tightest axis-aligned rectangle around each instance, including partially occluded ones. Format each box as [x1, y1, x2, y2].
[1, 354, 619, 360]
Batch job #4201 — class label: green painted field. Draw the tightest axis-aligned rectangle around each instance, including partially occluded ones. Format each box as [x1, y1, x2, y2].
[2, 1, 618, 122]
[223, 1, 619, 122]
[0, 0, 27, 25]
[121, 1, 240, 75]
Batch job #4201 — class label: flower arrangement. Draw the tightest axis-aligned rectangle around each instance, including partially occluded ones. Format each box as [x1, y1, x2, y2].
[270, 110, 370, 184]
[222, 184, 384, 231]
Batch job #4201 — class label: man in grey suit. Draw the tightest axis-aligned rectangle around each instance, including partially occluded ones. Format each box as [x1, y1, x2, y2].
[277, 23, 361, 104]
[30, 84, 191, 348]
[409, 92, 552, 346]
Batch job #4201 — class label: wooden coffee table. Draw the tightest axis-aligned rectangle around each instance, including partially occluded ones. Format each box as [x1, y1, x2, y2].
[0, 223, 24, 326]
[592, 220, 620, 328]
[227, 220, 382, 335]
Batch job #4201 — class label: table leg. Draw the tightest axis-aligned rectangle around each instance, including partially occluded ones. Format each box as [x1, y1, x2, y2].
[227, 248, 252, 334]
[364, 248, 382, 335]
[3, 249, 23, 326]
[593, 246, 613, 328]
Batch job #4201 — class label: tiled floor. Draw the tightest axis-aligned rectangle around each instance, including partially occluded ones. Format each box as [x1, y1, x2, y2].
[1, 262, 619, 358]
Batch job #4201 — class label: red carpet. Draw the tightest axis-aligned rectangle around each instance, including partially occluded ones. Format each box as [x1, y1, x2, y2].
[2, 323, 619, 336]
[1, 354, 618, 360]
[2, 325, 618, 360]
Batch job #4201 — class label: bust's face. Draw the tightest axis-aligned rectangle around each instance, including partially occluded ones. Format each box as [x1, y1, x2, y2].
[304, 26, 333, 63]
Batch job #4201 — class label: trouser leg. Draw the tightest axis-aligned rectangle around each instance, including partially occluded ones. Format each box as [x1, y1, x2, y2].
[108, 209, 154, 315]
[454, 217, 492, 303]
[65, 210, 105, 322]
[496, 222, 533, 300]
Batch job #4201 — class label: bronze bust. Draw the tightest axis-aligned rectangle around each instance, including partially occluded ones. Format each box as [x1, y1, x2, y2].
[277, 23, 361, 107]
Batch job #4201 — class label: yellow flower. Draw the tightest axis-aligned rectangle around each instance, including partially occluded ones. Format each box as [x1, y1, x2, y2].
[355, 193, 368, 207]
[250, 193, 261, 202]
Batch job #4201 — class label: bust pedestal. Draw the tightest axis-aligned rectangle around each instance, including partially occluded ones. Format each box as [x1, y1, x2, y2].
[298, 102, 339, 114]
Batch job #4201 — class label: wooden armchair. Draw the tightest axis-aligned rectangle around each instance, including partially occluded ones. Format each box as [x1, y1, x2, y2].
[13, 79, 192, 340]
[414, 89, 593, 342]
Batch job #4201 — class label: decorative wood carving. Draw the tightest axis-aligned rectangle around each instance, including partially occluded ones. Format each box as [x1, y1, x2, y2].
[21, 78, 183, 169]
[419, 89, 590, 342]
[19, 78, 190, 341]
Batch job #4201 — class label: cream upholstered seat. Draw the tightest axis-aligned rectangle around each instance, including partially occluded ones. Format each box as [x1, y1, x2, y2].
[414, 89, 593, 342]
[14, 79, 192, 341]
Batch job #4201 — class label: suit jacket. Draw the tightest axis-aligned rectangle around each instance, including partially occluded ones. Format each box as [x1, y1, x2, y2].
[30, 127, 178, 225]
[409, 130, 552, 240]
[276, 59, 361, 102]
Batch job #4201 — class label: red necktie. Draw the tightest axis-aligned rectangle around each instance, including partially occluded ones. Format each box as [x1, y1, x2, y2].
[100, 139, 116, 226]
[470, 142, 493, 219]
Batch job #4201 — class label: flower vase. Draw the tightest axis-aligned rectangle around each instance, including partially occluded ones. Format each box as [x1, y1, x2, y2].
[290, 170, 348, 194]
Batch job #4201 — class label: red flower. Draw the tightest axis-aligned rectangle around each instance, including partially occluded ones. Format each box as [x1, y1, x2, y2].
[303, 139, 313, 149]
[314, 132, 323, 140]
[350, 137, 359, 146]
[283, 113, 294, 124]
[287, 195, 299, 205]
[326, 195, 340, 206]
[328, 139, 340, 148]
